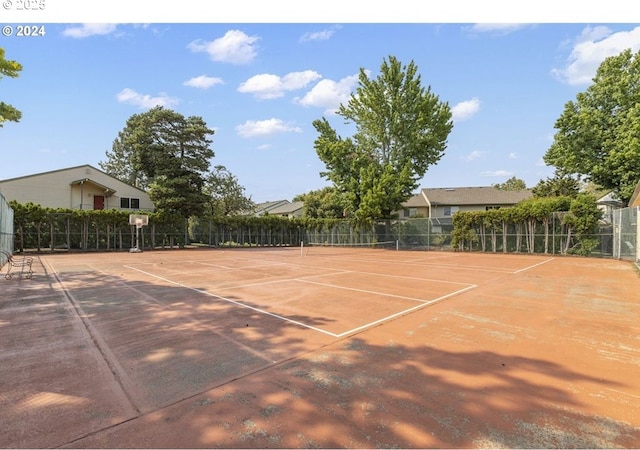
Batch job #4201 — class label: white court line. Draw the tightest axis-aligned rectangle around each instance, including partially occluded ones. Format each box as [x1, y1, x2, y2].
[317, 269, 476, 286]
[194, 260, 288, 270]
[605, 387, 640, 400]
[333, 284, 478, 338]
[124, 265, 339, 337]
[123, 264, 477, 338]
[307, 255, 515, 273]
[514, 257, 555, 273]
[296, 278, 472, 303]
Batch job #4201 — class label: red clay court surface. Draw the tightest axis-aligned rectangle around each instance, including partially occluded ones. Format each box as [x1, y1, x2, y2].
[1, 247, 640, 448]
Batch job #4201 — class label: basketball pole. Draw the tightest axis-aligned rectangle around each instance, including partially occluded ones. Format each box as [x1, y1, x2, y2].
[130, 220, 143, 253]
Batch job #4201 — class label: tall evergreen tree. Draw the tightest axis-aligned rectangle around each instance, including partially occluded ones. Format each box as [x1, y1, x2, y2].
[101, 106, 215, 217]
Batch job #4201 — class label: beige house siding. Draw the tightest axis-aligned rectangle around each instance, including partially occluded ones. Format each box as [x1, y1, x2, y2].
[399, 186, 533, 221]
[0, 165, 154, 211]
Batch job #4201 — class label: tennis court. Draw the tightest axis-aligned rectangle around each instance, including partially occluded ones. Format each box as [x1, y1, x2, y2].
[1, 247, 639, 448]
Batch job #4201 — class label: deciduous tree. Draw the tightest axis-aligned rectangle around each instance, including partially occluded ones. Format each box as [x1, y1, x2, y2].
[293, 186, 347, 219]
[0, 47, 23, 127]
[543, 49, 640, 204]
[313, 55, 453, 222]
[493, 176, 526, 191]
[203, 165, 255, 217]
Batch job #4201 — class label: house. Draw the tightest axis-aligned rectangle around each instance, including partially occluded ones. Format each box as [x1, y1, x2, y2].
[267, 201, 305, 218]
[400, 186, 533, 231]
[0, 164, 154, 211]
[249, 200, 305, 218]
[595, 191, 625, 223]
[250, 200, 291, 216]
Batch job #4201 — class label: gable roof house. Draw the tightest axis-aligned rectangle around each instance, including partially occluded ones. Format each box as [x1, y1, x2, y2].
[247, 200, 305, 218]
[0, 164, 154, 211]
[267, 201, 305, 218]
[250, 200, 292, 216]
[400, 186, 533, 231]
[595, 191, 626, 223]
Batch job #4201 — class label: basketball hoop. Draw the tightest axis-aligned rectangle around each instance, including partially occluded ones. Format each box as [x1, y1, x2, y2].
[129, 214, 148, 253]
[129, 214, 149, 227]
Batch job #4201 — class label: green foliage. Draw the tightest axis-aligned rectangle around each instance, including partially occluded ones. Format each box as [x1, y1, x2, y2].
[532, 170, 581, 198]
[100, 106, 215, 217]
[543, 49, 640, 204]
[450, 195, 602, 255]
[148, 171, 209, 217]
[493, 176, 527, 191]
[99, 130, 147, 188]
[562, 194, 603, 255]
[203, 165, 255, 217]
[313, 55, 453, 221]
[294, 186, 347, 219]
[0, 47, 23, 127]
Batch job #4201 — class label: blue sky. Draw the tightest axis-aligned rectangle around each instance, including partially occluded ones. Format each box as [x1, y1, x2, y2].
[1, 5, 639, 203]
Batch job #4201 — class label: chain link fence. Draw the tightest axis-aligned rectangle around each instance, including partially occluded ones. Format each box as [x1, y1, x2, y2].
[6, 211, 636, 260]
[612, 206, 639, 261]
[1, 193, 15, 270]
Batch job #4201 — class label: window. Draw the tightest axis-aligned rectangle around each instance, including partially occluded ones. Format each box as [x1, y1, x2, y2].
[443, 206, 459, 216]
[403, 208, 417, 218]
[120, 197, 140, 209]
[486, 206, 501, 211]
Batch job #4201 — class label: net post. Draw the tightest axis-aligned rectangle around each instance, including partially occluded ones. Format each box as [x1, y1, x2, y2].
[300, 241, 304, 257]
[396, 239, 399, 251]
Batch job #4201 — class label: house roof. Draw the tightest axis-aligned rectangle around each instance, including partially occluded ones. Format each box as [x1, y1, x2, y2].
[403, 193, 428, 208]
[269, 201, 304, 215]
[421, 186, 532, 206]
[0, 164, 148, 194]
[596, 191, 625, 207]
[70, 178, 117, 196]
[253, 200, 290, 212]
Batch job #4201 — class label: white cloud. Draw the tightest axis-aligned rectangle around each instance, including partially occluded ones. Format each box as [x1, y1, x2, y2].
[466, 24, 529, 35]
[509, 152, 517, 159]
[461, 150, 485, 162]
[300, 25, 342, 43]
[451, 97, 480, 122]
[235, 118, 302, 138]
[295, 73, 360, 115]
[552, 25, 640, 85]
[62, 23, 118, 38]
[116, 88, 179, 109]
[187, 30, 259, 64]
[481, 170, 512, 177]
[238, 70, 322, 99]
[183, 75, 224, 89]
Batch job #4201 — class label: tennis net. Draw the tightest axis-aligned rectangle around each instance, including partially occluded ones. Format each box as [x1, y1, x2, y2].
[301, 240, 398, 256]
